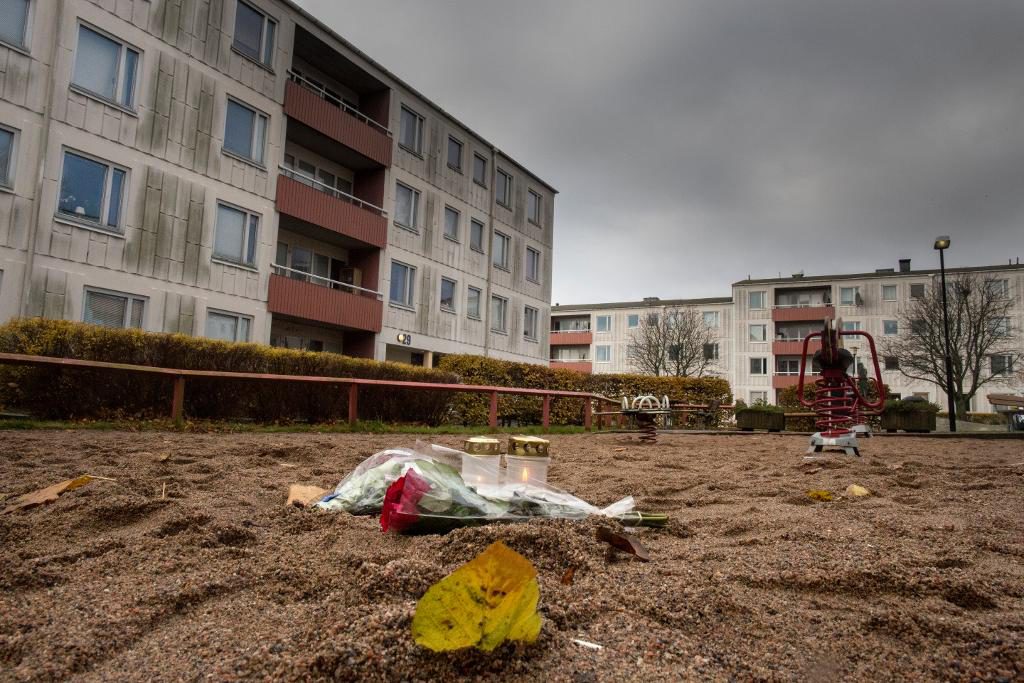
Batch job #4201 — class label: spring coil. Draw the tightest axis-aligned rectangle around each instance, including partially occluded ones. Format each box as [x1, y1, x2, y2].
[812, 379, 856, 435]
[636, 413, 659, 444]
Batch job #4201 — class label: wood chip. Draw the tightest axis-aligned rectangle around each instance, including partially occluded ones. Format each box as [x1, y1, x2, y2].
[561, 567, 576, 585]
[287, 484, 328, 508]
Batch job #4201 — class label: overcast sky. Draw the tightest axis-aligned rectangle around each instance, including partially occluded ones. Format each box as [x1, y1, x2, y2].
[298, 0, 1024, 305]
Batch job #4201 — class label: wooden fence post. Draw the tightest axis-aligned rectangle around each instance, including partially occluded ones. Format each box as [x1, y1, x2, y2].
[489, 391, 498, 429]
[347, 384, 358, 427]
[171, 376, 185, 423]
[542, 395, 550, 428]
[583, 398, 592, 431]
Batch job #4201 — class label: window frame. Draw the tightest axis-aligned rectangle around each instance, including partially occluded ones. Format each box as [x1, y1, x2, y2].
[55, 148, 129, 234]
[750, 357, 767, 375]
[71, 22, 141, 112]
[703, 311, 720, 327]
[703, 342, 719, 361]
[627, 314, 639, 328]
[884, 356, 900, 371]
[595, 345, 611, 363]
[469, 218, 485, 253]
[882, 284, 897, 302]
[398, 105, 424, 155]
[839, 286, 859, 306]
[883, 320, 899, 336]
[443, 205, 460, 242]
[985, 279, 1010, 299]
[496, 169, 512, 208]
[232, 0, 277, 68]
[749, 390, 768, 404]
[472, 153, 488, 187]
[524, 305, 539, 341]
[205, 308, 252, 342]
[0, 0, 31, 52]
[748, 291, 766, 309]
[525, 246, 541, 283]
[749, 323, 767, 342]
[991, 354, 1014, 376]
[527, 189, 542, 225]
[910, 283, 926, 299]
[394, 181, 420, 232]
[596, 315, 611, 333]
[212, 201, 260, 268]
[389, 260, 416, 309]
[467, 285, 482, 320]
[0, 124, 17, 190]
[490, 294, 508, 334]
[446, 136, 463, 172]
[440, 276, 457, 313]
[492, 230, 511, 270]
[82, 286, 147, 329]
[223, 97, 269, 166]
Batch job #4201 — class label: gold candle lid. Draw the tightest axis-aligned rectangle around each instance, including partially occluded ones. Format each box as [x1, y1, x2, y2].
[464, 436, 501, 456]
[508, 435, 550, 457]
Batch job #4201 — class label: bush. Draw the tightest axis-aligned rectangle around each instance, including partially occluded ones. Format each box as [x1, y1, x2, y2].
[0, 319, 457, 424]
[885, 399, 941, 414]
[735, 403, 785, 415]
[437, 355, 732, 426]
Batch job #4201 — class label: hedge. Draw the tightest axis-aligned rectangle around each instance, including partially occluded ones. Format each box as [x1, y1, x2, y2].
[0, 319, 457, 424]
[437, 354, 732, 426]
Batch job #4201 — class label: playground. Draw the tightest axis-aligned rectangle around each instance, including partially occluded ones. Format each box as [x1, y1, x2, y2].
[2, 430, 1021, 681]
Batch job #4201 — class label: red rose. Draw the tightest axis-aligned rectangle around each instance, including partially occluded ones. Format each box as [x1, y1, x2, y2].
[380, 469, 432, 533]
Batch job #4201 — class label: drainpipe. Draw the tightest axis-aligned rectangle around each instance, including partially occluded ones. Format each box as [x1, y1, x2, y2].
[482, 145, 498, 357]
[20, 0, 65, 317]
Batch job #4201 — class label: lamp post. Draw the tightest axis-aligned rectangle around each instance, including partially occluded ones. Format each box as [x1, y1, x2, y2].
[934, 236, 956, 433]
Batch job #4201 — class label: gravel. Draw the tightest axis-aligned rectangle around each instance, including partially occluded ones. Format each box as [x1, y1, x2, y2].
[1, 431, 1022, 681]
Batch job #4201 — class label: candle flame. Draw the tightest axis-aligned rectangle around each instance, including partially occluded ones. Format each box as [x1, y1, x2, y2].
[521, 468, 529, 482]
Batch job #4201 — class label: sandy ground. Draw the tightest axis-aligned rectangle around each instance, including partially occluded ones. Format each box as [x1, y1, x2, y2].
[1, 430, 1022, 682]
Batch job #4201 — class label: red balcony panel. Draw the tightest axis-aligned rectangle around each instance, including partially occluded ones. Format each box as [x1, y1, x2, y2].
[285, 80, 392, 167]
[277, 175, 386, 248]
[772, 339, 822, 356]
[772, 374, 819, 390]
[268, 273, 382, 333]
[771, 305, 836, 322]
[550, 360, 592, 374]
[550, 331, 593, 346]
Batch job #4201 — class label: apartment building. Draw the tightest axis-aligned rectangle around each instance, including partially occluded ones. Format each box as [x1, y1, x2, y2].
[551, 260, 1024, 413]
[0, 0, 555, 367]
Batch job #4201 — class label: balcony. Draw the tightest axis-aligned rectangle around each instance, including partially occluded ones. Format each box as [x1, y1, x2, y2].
[550, 360, 592, 374]
[771, 305, 836, 323]
[772, 339, 822, 356]
[550, 330, 593, 346]
[268, 270, 382, 333]
[772, 373, 819, 390]
[284, 74, 392, 168]
[276, 170, 387, 249]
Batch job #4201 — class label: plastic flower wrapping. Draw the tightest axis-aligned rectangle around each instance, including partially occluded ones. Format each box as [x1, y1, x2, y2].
[315, 442, 666, 534]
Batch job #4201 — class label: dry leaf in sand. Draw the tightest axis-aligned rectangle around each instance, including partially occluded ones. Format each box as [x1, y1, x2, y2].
[3, 475, 114, 514]
[596, 527, 651, 561]
[286, 484, 328, 508]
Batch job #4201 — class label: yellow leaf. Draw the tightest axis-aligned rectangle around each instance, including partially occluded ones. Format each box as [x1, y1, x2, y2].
[411, 541, 542, 652]
[807, 489, 834, 502]
[845, 484, 871, 497]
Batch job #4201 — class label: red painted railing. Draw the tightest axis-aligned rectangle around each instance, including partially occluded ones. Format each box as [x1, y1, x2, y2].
[276, 174, 387, 248]
[284, 79, 392, 167]
[268, 273, 383, 333]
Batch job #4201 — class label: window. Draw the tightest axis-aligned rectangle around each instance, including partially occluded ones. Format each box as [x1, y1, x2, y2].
[389, 260, 415, 307]
[703, 311, 719, 327]
[395, 182, 419, 230]
[528, 189, 542, 224]
[213, 203, 259, 267]
[470, 219, 485, 252]
[57, 150, 128, 232]
[776, 358, 801, 375]
[750, 358, 767, 375]
[0, 0, 30, 50]
[205, 309, 251, 342]
[83, 288, 145, 329]
[911, 319, 927, 335]
[876, 319, 897, 336]
[526, 247, 541, 283]
[749, 324, 767, 342]
[750, 391, 768, 404]
[596, 315, 611, 332]
[910, 283, 926, 299]
[233, 0, 275, 67]
[749, 291, 765, 309]
[703, 343, 719, 360]
[882, 284, 897, 301]
[223, 99, 267, 164]
[989, 317, 1010, 337]
[985, 279, 1010, 298]
[492, 231, 510, 269]
[524, 306, 538, 340]
[447, 137, 463, 172]
[399, 106, 423, 154]
[991, 355, 1014, 376]
[0, 126, 16, 188]
[490, 295, 508, 333]
[840, 287, 860, 305]
[596, 345, 611, 363]
[627, 314, 639, 328]
[72, 25, 139, 109]
[841, 321, 861, 331]
[884, 356, 900, 371]
[440, 277, 456, 312]
[473, 153, 487, 186]
[496, 169, 512, 207]
[467, 286, 481, 319]
[444, 206, 460, 241]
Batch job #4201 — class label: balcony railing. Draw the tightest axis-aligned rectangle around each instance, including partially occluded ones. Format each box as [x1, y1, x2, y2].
[276, 173, 388, 249]
[288, 70, 390, 136]
[771, 305, 836, 323]
[268, 271, 383, 334]
[550, 330, 593, 346]
[279, 166, 386, 216]
[550, 359, 593, 374]
[271, 264, 382, 299]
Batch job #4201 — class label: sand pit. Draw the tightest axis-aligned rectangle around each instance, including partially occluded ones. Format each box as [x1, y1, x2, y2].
[1, 431, 1022, 681]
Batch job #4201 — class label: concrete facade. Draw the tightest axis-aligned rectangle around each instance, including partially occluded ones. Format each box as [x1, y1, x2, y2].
[552, 260, 1024, 413]
[0, 0, 555, 368]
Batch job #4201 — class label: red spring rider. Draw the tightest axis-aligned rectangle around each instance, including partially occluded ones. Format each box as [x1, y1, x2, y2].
[796, 319, 885, 456]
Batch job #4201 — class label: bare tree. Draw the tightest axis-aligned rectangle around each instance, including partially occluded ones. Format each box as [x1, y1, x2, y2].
[627, 307, 718, 377]
[881, 273, 1021, 417]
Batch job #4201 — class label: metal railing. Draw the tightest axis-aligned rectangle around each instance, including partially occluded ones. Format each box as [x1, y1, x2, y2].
[551, 327, 592, 333]
[271, 263, 383, 299]
[287, 70, 391, 136]
[551, 357, 592, 363]
[773, 302, 834, 309]
[279, 165, 387, 216]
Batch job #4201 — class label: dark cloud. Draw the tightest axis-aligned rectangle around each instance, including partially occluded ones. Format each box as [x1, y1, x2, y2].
[298, 0, 1024, 302]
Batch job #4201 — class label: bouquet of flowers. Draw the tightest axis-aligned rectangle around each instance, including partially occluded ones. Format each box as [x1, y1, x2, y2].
[315, 442, 667, 534]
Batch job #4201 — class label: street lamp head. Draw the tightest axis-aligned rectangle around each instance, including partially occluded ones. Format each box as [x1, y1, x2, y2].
[934, 236, 951, 250]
